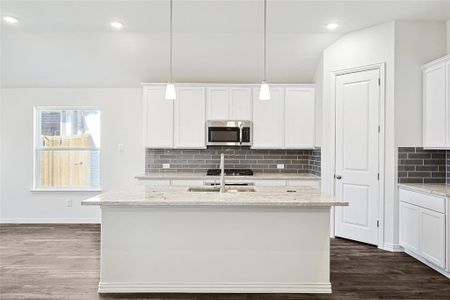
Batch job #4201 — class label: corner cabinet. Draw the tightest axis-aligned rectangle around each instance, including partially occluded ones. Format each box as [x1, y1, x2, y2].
[143, 86, 206, 149]
[423, 55, 450, 149]
[399, 186, 449, 277]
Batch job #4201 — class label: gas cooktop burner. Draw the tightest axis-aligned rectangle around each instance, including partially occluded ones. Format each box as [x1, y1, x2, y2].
[206, 169, 254, 176]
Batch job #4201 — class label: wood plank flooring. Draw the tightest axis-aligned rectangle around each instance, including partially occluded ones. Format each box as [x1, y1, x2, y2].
[1, 224, 449, 300]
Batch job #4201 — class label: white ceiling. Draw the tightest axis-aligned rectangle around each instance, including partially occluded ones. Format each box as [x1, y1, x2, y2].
[1, 0, 450, 87]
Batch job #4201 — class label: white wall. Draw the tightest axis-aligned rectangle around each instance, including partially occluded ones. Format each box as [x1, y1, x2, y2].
[447, 20, 450, 53]
[395, 21, 447, 146]
[0, 88, 144, 223]
[321, 22, 397, 249]
[313, 55, 323, 147]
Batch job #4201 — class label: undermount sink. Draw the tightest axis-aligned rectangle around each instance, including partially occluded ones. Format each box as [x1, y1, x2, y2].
[187, 186, 256, 193]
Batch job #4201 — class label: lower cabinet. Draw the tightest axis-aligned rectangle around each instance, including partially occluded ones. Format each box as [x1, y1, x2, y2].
[399, 188, 447, 270]
[138, 179, 320, 189]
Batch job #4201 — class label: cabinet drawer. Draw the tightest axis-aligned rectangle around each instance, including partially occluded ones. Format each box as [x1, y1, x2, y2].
[170, 180, 205, 187]
[399, 188, 445, 213]
[286, 180, 320, 189]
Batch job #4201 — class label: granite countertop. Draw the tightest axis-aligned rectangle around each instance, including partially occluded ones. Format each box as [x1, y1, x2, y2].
[135, 172, 320, 181]
[398, 183, 450, 198]
[82, 184, 347, 207]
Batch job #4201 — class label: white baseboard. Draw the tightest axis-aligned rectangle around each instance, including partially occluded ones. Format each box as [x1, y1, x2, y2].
[403, 249, 450, 279]
[98, 282, 332, 294]
[0, 218, 100, 224]
[382, 243, 403, 252]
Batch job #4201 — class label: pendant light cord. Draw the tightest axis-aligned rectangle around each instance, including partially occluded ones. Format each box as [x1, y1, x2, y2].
[263, 0, 267, 82]
[169, 0, 173, 83]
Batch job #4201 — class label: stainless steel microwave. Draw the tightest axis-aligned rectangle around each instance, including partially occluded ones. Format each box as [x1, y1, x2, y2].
[206, 120, 252, 146]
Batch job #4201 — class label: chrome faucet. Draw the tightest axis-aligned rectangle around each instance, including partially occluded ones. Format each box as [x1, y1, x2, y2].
[220, 153, 225, 193]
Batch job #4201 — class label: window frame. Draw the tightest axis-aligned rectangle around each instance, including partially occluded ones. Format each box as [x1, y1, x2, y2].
[32, 106, 102, 192]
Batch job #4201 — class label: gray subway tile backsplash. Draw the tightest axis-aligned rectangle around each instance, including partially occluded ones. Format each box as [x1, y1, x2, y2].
[146, 146, 321, 175]
[398, 147, 447, 184]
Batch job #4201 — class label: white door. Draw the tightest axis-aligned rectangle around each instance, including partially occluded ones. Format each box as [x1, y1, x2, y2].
[229, 88, 252, 120]
[284, 87, 315, 149]
[252, 87, 284, 149]
[207, 87, 229, 120]
[143, 87, 174, 148]
[174, 87, 206, 149]
[335, 69, 380, 246]
[423, 63, 447, 148]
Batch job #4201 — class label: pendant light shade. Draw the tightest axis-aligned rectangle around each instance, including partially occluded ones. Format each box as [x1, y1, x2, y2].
[165, 0, 176, 100]
[259, 82, 270, 100]
[259, 0, 270, 100]
[165, 83, 176, 100]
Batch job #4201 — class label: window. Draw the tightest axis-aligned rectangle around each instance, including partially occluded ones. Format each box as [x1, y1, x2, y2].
[33, 107, 100, 191]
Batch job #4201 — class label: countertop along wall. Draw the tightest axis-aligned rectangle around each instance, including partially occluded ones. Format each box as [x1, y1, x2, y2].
[0, 88, 144, 223]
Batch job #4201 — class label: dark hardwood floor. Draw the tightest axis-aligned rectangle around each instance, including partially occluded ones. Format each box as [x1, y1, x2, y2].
[1, 224, 449, 300]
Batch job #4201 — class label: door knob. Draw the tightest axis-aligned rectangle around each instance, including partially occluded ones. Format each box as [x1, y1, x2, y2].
[335, 175, 342, 180]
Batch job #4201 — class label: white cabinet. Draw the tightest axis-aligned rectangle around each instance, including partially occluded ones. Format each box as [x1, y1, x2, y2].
[423, 55, 450, 149]
[143, 87, 174, 148]
[284, 88, 315, 149]
[206, 87, 252, 120]
[252, 87, 285, 149]
[399, 187, 447, 270]
[174, 87, 206, 149]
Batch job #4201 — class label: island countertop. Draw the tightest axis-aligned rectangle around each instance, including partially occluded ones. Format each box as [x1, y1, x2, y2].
[81, 184, 348, 207]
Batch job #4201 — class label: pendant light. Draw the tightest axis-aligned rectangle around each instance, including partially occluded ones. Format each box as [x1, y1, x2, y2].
[259, 0, 270, 100]
[165, 0, 176, 100]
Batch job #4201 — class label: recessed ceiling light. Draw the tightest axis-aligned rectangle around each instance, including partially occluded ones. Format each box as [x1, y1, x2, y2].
[110, 21, 124, 30]
[3, 16, 18, 24]
[326, 23, 339, 31]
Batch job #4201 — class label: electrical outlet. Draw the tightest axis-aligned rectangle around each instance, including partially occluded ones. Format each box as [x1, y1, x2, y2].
[66, 199, 73, 207]
[277, 164, 285, 169]
[163, 163, 170, 169]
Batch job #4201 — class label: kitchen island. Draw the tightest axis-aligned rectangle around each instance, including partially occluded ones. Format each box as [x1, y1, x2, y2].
[82, 185, 347, 294]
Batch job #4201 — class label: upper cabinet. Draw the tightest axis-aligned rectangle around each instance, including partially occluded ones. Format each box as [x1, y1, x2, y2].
[174, 87, 206, 149]
[143, 84, 315, 150]
[284, 88, 315, 149]
[143, 86, 206, 149]
[252, 87, 285, 149]
[207, 87, 252, 120]
[423, 55, 450, 149]
[143, 87, 174, 148]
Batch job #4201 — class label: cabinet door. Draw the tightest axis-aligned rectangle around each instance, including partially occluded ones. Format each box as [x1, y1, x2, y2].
[229, 88, 252, 120]
[143, 87, 174, 148]
[284, 88, 315, 149]
[419, 208, 445, 268]
[447, 62, 450, 147]
[423, 63, 447, 148]
[174, 87, 206, 148]
[252, 87, 284, 149]
[399, 201, 420, 253]
[206, 88, 229, 120]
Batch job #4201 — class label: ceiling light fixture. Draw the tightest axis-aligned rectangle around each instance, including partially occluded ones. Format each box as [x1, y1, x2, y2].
[165, 0, 176, 100]
[259, 0, 270, 101]
[110, 21, 124, 30]
[326, 22, 339, 31]
[3, 16, 18, 24]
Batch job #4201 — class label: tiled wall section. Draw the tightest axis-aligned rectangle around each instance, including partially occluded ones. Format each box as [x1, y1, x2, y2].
[447, 151, 450, 185]
[145, 147, 321, 175]
[398, 147, 446, 184]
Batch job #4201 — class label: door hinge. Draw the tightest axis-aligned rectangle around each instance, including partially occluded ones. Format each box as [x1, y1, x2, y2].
[377, 173, 380, 180]
[377, 220, 380, 228]
[378, 125, 380, 133]
[378, 78, 381, 86]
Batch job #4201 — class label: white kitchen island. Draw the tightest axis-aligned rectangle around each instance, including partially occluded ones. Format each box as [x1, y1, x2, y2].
[82, 185, 347, 294]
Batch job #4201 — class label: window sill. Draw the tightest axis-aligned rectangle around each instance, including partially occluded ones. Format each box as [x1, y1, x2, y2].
[31, 188, 102, 193]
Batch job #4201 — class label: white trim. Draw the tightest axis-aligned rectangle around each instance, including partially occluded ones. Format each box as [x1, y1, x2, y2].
[98, 282, 332, 294]
[141, 82, 316, 88]
[0, 218, 101, 224]
[421, 54, 450, 70]
[382, 243, 403, 252]
[330, 63, 386, 250]
[403, 248, 450, 279]
[30, 188, 102, 192]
